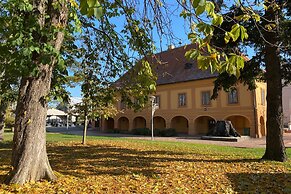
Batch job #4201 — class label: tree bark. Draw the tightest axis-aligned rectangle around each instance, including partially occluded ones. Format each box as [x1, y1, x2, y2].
[0, 101, 8, 141]
[5, 0, 68, 184]
[82, 112, 88, 145]
[262, 1, 287, 162]
[5, 70, 56, 184]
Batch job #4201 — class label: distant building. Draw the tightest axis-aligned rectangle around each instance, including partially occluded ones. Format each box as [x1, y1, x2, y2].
[47, 108, 68, 127]
[102, 45, 267, 138]
[283, 85, 291, 128]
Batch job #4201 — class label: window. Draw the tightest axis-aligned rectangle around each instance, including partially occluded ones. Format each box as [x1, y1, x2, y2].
[178, 93, 186, 107]
[228, 88, 238, 104]
[154, 95, 160, 107]
[261, 88, 265, 105]
[202, 91, 211, 106]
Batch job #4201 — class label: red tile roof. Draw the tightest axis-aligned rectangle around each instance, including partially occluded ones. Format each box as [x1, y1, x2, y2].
[148, 44, 218, 85]
[116, 44, 218, 87]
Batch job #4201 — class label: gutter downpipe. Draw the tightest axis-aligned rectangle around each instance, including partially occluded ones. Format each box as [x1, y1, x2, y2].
[252, 90, 259, 138]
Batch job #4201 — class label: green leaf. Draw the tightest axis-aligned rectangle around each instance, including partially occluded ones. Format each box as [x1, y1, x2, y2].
[31, 67, 39, 77]
[230, 24, 240, 42]
[185, 50, 193, 59]
[23, 48, 31, 56]
[197, 23, 213, 36]
[93, 6, 103, 19]
[187, 33, 197, 41]
[240, 26, 248, 41]
[80, 0, 88, 13]
[87, 8, 94, 17]
[212, 15, 223, 26]
[185, 49, 200, 60]
[206, 44, 211, 53]
[217, 15, 223, 25]
[87, 0, 96, 7]
[198, 0, 206, 7]
[196, 4, 206, 16]
[227, 54, 245, 77]
[149, 84, 156, 90]
[234, 14, 250, 22]
[180, 10, 191, 19]
[192, 0, 200, 8]
[205, 1, 215, 16]
[80, 0, 103, 19]
[26, 3, 33, 11]
[80, 7, 87, 15]
[197, 55, 209, 70]
[252, 13, 261, 22]
[191, 50, 200, 59]
[224, 32, 231, 44]
[236, 56, 244, 69]
[206, 25, 214, 35]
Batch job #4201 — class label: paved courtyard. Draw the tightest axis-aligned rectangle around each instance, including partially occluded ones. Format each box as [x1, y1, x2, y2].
[46, 126, 291, 149]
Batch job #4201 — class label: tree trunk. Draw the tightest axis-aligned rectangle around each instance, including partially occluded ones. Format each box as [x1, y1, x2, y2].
[5, 70, 56, 184]
[82, 113, 88, 145]
[262, 1, 287, 162]
[0, 101, 8, 141]
[5, 0, 68, 184]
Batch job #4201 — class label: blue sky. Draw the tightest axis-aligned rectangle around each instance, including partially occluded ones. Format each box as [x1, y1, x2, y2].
[67, 5, 192, 98]
[67, 1, 256, 98]
[68, 85, 82, 97]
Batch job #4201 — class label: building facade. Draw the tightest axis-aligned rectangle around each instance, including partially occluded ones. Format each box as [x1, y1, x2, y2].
[283, 85, 291, 128]
[102, 45, 267, 138]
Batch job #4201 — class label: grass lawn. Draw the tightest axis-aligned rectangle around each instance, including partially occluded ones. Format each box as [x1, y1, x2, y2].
[1, 132, 291, 193]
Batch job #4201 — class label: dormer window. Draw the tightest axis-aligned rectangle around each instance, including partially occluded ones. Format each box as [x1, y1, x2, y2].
[184, 63, 193, 69]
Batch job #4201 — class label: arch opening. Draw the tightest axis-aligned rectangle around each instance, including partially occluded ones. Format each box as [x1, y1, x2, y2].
[118, 117, 129, 131]
[153, 116, 166, 129]
[133, 116, 146, 129]
[225, 115, 251, 136]
[194, 116, 216, 135]
[171, 116, 189, 134]
[104, 117, 114, 130]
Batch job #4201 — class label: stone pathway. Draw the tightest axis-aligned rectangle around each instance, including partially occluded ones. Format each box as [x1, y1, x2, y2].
[46, 126, 291, 148]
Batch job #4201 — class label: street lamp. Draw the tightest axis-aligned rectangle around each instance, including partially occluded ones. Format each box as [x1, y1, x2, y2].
[150, 96, 158, 140]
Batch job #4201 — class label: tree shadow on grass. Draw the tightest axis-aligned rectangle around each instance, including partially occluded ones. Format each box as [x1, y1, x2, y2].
[47, 144, 260, 179]
[1, 140, 280, 187]
[0, 141, 12, 163]
[0, 141, 12, 183]
[227, 172, 291, 193]
[48, 145, 174, 178]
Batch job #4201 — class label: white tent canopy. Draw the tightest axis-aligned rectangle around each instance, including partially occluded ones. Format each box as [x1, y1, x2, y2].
[47, 108, 70, 128]
[47, 108, 67, 116]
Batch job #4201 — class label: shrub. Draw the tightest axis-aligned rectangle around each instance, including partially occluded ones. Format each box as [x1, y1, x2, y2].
[159, 128, 177, 137]
[132, 128, 151, 135]
[106, 128, 121, 133]
[131, 128, 177, 137]
[153, 128, 160, 136]
[118, 129, 131, 134]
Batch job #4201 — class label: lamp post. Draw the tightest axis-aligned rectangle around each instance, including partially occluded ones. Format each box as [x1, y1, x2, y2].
[150, 96, 158, 141]
[66, 114, 69, 130]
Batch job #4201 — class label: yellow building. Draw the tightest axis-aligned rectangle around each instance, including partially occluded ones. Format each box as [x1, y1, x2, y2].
[102, 45, 267, 138]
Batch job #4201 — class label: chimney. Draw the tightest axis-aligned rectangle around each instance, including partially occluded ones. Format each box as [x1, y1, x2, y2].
[168, 44, 175, 50]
